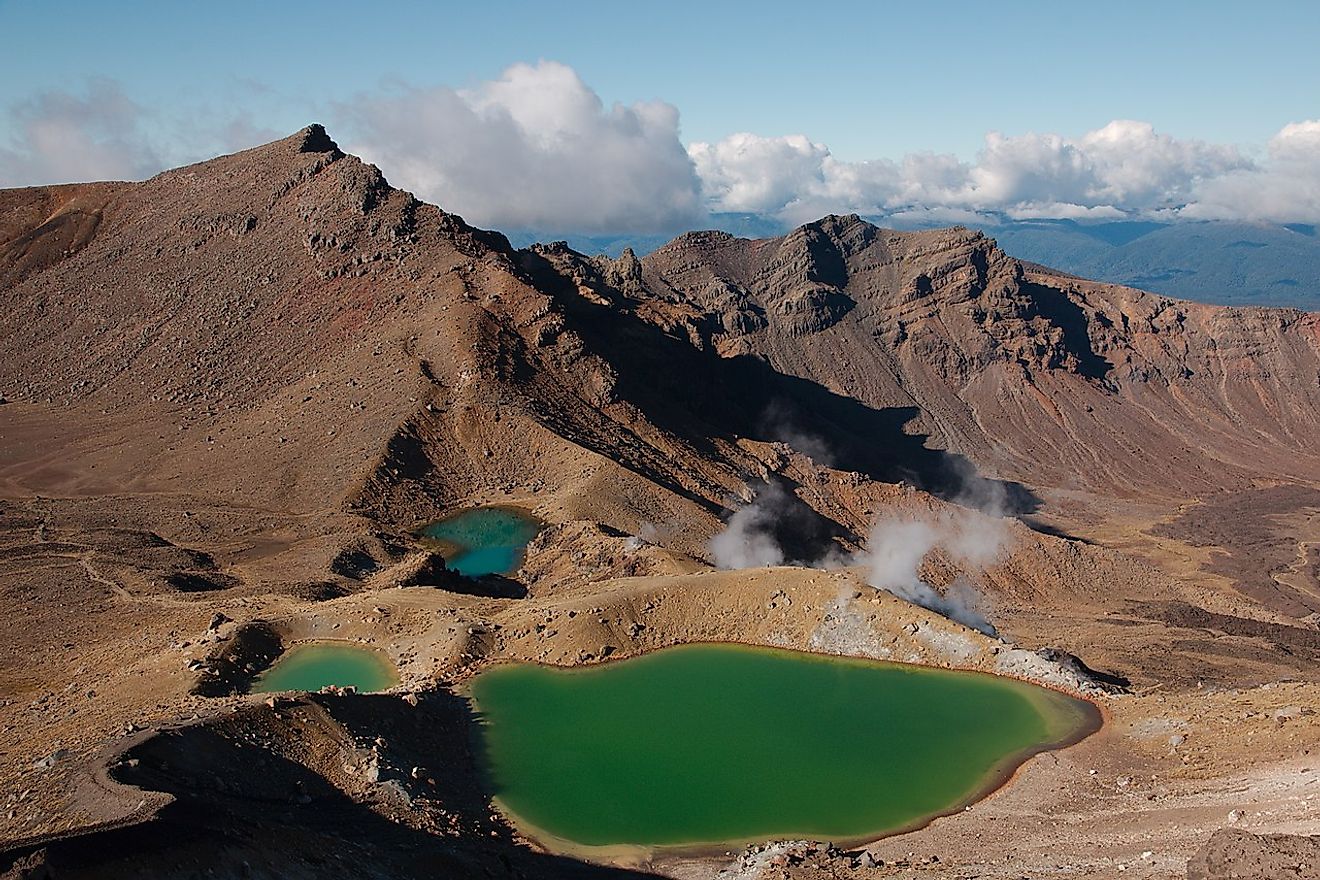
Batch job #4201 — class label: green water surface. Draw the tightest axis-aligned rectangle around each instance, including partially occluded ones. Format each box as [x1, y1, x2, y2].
[420, 507, 543, 577]
[251, 642, 398, 694]
[468, 643, 1098, 850]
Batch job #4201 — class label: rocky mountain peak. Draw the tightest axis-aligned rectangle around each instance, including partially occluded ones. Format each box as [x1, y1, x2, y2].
[297, 123, 342, 155]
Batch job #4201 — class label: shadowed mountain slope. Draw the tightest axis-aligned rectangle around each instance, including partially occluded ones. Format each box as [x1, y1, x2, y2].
[5, 127, 1320, 880]
[629, 215, 1320, 506]
[2, 126, 1319, 607]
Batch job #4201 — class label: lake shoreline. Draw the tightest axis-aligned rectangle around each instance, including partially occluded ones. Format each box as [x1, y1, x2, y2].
[463, 642, 1104, 864]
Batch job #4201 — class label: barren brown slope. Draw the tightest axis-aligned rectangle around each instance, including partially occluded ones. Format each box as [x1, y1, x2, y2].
[2, 127, 1318, 617]
[620, 216, 1320, 614]
[634, 216, 1320, 501]
[2, 128, 1320, 880]
[2, 128, 1319, 616]
[0, 128, 1051, 562]
[0, 125, 761, 550]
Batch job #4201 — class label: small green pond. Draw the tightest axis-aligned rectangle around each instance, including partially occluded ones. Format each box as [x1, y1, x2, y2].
[467, 643, 1098, 851]
[250, 642, 398, 694]
[420, 507, 543, 578]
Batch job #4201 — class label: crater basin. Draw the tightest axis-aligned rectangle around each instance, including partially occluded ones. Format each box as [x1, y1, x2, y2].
[420, 507, 543, 578]
[467, 643, 1099, 853]
[250, 642, 398, 694]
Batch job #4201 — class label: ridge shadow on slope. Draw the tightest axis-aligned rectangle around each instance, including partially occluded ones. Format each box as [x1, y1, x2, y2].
[519, 251, 1041, 525]
[1020, 282, 1113, 381]
[0, 692, 658, 880]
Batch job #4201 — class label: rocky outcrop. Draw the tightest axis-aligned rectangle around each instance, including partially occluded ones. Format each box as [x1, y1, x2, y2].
[4, 126, 1320, 609]
[1187, 829, 1320, 879]
[639, 213, 1320, 510]
[7, 128, 1320, 880]
[192, 620, 284, 697]
[366, 551, 462, 590]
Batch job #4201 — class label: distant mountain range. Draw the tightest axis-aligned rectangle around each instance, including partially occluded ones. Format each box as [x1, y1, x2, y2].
[508, 215, 1320, 311]
[503, 213, 785, 260]
[983, 218, 1320, 310]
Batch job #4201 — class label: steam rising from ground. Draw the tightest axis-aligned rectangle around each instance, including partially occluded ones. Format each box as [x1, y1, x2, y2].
[708, 482, 790, 569]
[863, 513, 1006, 636]
[709, 480, 1010, 636]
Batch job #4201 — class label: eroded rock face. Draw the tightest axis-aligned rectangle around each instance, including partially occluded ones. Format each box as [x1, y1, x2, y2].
[6, 127, 1318, 617]
[366, 550, 466, 592]
[639, 213, 1320, 510]
[1187, 829, 1320, 880]
[5, 128, 1320, 538]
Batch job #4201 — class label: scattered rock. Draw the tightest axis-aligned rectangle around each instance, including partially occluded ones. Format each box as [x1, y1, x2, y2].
[1273, 705, 1310, 725]
[32, 749, 69, 771]
[1, 847, 50, 879]
[1035, 647, 1131, 692]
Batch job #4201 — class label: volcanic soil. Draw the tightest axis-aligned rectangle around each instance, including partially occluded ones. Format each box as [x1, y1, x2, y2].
[2, 127, 1319, 879]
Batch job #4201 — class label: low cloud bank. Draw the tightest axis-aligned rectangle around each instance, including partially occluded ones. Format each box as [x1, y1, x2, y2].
[0, 79, 162, 187]
[690, 120, 1320, 226]
[0, 79, 279, 189]
[341, 61, 704, 234]
[6, 66, 1318, 229]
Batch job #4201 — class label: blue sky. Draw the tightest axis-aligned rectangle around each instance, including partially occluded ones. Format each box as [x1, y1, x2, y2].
[1, 0, 1318, 230]
[3, 0, 1316, 157]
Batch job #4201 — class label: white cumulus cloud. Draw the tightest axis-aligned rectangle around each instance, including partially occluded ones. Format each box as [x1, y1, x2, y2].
[0, 79, 163, 187]
[0, 79, 290, 189]
[341, 61, 704, 233]
[4, 66, 1319, 229]
[687, 120, 1277, 224]
[688, 133, 834, 214]
[1183, 120, 1320, 222]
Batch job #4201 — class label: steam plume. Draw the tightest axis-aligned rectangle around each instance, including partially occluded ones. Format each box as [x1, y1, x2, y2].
[709, 483, 1010, 635]
[863, 512, 1005, 636]
[708, 483, 789, 569]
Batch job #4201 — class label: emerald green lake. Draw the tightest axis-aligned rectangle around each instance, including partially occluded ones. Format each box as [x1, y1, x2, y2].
[468, 644, 1099, 851]
[420, 507, 543, 577]
[250, 642, 398, 694]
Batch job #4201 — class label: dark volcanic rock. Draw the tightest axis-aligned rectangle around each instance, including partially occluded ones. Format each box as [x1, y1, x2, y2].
[1035, 647, 1131, 693]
